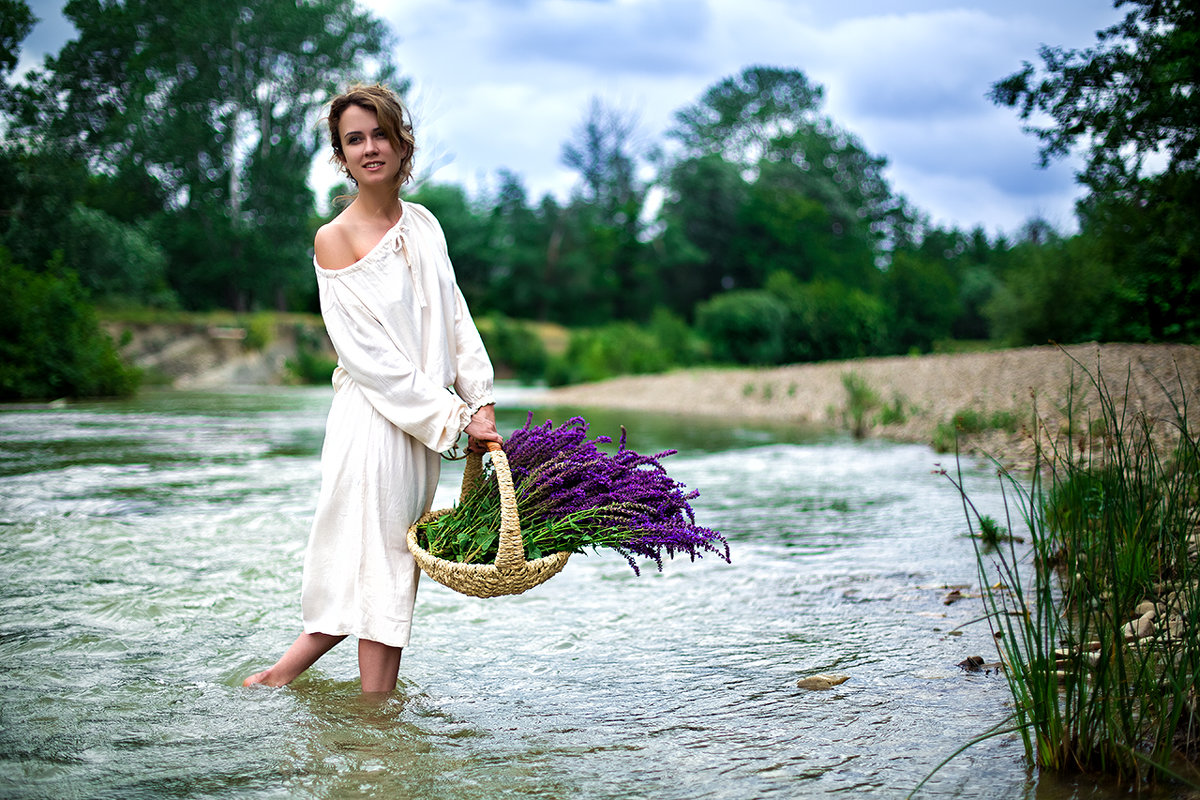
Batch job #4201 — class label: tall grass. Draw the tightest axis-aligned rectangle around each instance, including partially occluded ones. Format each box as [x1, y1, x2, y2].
[942, 354, 1200, 790]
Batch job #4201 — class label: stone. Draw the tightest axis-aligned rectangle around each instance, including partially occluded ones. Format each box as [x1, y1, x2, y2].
[1123, 613, 1156, 641]
[1134, 600, 1157, 617]
[797, 674, 850, 690]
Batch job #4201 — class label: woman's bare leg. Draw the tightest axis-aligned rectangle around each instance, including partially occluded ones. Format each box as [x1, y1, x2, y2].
[243, 631, 346, 687]
[358, 639, 403, 694]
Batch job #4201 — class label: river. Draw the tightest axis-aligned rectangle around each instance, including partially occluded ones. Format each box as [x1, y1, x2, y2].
[0, 385, 1124, 798]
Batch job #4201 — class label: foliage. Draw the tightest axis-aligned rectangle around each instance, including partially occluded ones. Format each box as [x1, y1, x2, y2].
[284, 324, 337, 385]
[661, 66, 912, 311]
[943, 357, 1200, 788]
[559, 98, 652, 321]
[478, 313, 549, 384]
[0, 0, 33, 79]
[932, 406, 1023, 453]
[765, 271, 891, 362]
[990, 0, 1199, 191]
[7, 0, 397, 311]
[0, 248, 140, 400]
[984, 232, 1117, 346]
[840, 373, 880, 439]
[63, 205, 178, 308]
[8, 22, 1166, 363]
[991, 0, 1199, 342]
[545, 321, 681, 386]
[884, 249, 960, 352]
[694, 289, 788, 365]
[646, 307, 708, 367]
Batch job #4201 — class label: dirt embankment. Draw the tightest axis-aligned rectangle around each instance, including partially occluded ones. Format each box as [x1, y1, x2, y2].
[103, 317, 334, 389]
[543, 343, 1200, 467]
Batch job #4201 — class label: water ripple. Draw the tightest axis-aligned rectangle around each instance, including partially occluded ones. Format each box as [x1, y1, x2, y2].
[0, 390, 1094, 799]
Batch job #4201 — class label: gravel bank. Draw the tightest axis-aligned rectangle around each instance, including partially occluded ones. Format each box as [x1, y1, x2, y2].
[543, 343, 1200, 466]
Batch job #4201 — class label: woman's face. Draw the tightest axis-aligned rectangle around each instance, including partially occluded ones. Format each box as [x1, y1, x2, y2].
[337, 104, 403, 187]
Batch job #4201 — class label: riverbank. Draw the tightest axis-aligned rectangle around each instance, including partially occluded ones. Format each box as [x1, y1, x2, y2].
[543, 342, 1200, 467]
[103, 321, 1199, 468]
[103, 314, 334, 389]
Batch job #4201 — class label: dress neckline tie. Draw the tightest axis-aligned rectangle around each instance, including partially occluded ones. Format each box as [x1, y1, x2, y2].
[388, 219, 427, 308]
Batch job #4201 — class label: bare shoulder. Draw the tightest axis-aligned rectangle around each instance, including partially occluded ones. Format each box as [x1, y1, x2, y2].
[314, 219, 359, 271]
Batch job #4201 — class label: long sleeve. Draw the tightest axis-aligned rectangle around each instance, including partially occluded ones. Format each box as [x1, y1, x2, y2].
[322, 293, 471, 453]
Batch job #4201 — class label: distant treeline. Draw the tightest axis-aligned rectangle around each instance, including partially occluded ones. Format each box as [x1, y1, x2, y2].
[1, 0, 1195, 399]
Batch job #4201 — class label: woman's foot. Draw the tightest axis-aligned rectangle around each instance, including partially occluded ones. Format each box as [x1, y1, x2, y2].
[242, 631, 347, 688]
[243, 668, 283, 687]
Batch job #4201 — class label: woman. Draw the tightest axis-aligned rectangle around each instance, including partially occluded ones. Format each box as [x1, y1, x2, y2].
[244, 84, 501, 693]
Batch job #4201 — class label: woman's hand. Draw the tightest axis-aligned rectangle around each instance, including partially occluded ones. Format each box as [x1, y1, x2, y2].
[463, 404, 502, 453]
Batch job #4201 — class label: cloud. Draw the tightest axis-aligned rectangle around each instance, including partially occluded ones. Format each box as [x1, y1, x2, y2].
[489, 0, 714, 75]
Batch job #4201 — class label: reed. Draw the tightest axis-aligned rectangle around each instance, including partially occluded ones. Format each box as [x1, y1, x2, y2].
[942, 353, 1200, 790]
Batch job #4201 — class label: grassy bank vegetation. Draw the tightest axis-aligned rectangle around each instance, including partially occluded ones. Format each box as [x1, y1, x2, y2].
[1, 248, 140, 401]
[942, 358, 1200, 791]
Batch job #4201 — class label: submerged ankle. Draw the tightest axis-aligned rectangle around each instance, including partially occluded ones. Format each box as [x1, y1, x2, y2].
[243, 668, 285, 688]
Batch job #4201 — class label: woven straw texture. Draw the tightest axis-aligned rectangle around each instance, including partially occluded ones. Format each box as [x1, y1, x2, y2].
[407, 442, 570, 598]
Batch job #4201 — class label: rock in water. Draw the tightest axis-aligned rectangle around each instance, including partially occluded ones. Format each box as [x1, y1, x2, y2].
[797, 674, 850, 690]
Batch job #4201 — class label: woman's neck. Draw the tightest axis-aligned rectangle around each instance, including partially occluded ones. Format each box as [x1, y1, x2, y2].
[350, 185, 403, 226]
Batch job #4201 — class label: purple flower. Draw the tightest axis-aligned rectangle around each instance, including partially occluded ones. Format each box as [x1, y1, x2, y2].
[500, 414, 731, 575]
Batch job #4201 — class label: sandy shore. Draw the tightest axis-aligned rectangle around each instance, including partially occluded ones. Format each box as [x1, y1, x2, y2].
[543, 343, 1200, 467]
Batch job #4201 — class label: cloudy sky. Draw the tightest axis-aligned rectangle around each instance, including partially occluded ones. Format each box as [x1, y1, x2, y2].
[22, 0, 1124, 234]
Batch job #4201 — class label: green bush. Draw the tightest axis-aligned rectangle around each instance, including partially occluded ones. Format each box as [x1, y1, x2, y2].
[765, 272, 892, 362]
[695, 289, 788, 365]
[841, 372, 880, 438]
[931, 421, 958, 454]
[545, 322, 674, 386]
[285, 324, 337, 385]
[478, 314, 549, 384]
[647, 307, 708, 366]
[874, 393, 909, 426]
[242, 312, 276, 351]
[0, 248, 141, 400]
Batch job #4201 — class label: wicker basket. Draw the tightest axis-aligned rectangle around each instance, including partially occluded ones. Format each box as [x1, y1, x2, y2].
[407, 442, 570, 598]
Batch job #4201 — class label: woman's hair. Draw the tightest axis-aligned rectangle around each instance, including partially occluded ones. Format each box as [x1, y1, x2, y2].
[327, 84, 417, 191]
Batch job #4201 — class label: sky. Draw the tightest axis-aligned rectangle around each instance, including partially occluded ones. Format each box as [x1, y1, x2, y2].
[20, 0, 1125, 235]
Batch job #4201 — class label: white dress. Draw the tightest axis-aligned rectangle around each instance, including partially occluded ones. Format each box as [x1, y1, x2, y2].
[301, 201, 494, 648]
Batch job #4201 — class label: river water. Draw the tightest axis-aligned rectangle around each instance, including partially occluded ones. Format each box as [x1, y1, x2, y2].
[0, 385, 1125, 799]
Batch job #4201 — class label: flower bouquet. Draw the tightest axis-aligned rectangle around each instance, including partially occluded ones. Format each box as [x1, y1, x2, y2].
[407, 415, 730, 597]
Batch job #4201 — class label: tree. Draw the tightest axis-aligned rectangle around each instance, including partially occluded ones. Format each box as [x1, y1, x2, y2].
[669, 65, 824, 165]
[882, 249, 960, 352]
[0, 0, 34, 81]
[483, 170, 555, 321]
[984, 229, 1117, 346]
[16, 0, 397, 310]
[660, 67, 911, 307]
[656, 154, 748, 315]
[990, 0, 1199, 340]
[560, 97, 650, 321]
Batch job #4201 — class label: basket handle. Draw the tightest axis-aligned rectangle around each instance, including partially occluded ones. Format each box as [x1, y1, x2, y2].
[458, 442, 525, 571]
